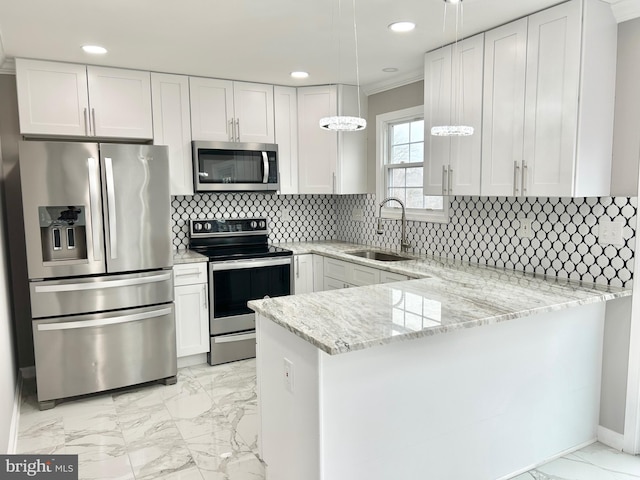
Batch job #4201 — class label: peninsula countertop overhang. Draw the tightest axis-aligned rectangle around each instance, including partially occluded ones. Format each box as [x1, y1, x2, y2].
[248, 241, 631, 355]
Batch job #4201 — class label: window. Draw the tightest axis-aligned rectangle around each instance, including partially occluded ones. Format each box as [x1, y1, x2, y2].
[376, 106, 448, 223]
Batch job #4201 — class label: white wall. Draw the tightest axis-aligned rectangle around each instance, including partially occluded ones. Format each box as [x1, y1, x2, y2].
[0, 136, 17, 453]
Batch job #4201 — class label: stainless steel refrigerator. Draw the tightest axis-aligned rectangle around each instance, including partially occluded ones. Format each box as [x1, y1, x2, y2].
[19, 141, 176, 409]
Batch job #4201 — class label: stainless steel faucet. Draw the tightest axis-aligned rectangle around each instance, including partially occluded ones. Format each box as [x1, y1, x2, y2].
[377, 197, 411, 253]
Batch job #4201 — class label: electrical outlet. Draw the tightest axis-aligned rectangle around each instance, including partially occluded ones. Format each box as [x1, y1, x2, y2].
[281, 207, 292, 222]
[598, 219, 624, 246]
[352, 207, 364, 222]
[283, 358, 294, 393]
[517, 218, 533, 239]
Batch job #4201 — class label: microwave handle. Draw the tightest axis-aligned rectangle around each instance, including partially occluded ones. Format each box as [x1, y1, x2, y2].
[262, 152, 269, 183]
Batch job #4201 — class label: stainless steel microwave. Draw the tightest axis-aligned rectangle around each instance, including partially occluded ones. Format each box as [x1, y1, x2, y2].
[192, 141, 279, 192]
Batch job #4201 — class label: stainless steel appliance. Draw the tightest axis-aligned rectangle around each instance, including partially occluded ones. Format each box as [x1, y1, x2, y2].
[19, 141, 176, 409]
[189, 218, 292, 365]
[192, 141, 279, 192]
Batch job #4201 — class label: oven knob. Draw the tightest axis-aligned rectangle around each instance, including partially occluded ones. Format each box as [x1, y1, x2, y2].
[204, 223, 212, 231]
[194, 223, 202, 231]
[259, 220, 266, 228]
[250, 221, 257, 229]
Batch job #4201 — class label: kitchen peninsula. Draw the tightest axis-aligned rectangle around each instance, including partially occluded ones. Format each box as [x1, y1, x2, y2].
[249, 243, 631, 480]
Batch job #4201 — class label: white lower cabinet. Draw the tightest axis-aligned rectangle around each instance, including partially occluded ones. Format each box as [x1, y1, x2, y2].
[293, 254, 314, 294]
[173, 262, 209, 358]
[323, 257, 410, 290]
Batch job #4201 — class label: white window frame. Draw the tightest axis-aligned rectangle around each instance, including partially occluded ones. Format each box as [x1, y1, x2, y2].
[376, 105, 449, 223]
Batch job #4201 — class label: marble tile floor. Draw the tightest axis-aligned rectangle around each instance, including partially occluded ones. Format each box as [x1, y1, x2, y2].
[15, 358, 640, 480]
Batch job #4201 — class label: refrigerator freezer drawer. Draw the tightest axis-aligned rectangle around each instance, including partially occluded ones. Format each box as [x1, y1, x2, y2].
[30, 270, 173, 318]
[33, 304, 177, 403]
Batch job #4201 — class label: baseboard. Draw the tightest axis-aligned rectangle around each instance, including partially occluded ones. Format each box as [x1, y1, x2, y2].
[7, 373, 23, 454]
[19, 366, 35, 380]
[177, 353, 207, 369]
[497, 438, 597, 480]
[597, 425, 625, 451]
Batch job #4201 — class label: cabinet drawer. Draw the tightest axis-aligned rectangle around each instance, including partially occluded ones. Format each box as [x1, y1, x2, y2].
[379, 271, 410, 284]
[351, 264, 380, 286]
[324, 277, 352, 291]
[324, 258, 350, 283]
[173, 262, 208, 286]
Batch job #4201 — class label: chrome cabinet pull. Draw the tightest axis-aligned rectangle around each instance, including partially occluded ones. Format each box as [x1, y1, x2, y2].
[235, 118, 240, 141]
[229, 119, 234, 142]
[513, 161, 520, 196]
[91, 108, 96, 136]
[87, 157, 102, 261]
[83, 108, 89, 136]
[522, 162, 528, 194]
[296, 256, 300, 278]
[442, 165, 448, 195]
[332, 172, 337, 194]
[448, 166, 453, 194]
[203, 285, 208, 309]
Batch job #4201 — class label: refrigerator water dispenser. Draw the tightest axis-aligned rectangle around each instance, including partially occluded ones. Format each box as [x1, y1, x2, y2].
[39, 206, 87, 262]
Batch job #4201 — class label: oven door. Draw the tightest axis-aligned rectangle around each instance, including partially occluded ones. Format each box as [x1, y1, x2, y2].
[209, 256, 292, 335]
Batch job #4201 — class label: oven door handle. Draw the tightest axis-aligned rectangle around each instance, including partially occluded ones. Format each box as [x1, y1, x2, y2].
[210, 257, 291, 271]
[213, 332, 256, 344]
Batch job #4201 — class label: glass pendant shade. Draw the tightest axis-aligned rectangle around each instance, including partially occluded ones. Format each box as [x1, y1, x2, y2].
[430, 125, 474, 136]
[319, 115, 367, 131]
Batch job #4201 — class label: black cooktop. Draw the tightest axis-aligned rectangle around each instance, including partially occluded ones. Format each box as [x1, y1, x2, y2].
[188, 217, 292, 261]
[190, 243, 293, 262]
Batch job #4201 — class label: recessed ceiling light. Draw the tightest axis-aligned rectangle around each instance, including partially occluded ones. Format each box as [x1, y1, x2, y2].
[291, 71, 309, 79]
[82, 45, 107, 55]
[383, 67, 399, 73]
[388, 22, 416, 33]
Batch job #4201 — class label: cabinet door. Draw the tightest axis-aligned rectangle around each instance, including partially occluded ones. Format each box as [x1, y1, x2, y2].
[233, 82, 275, 143]
[449, 33, 484, 196]
[293, 254, 314, 294]
[481, 19, 528, 196]
[15, 59, 90, 136]
[275, 86, 299, 194]
[189, 77, 234, 141]
[313, 254, 325, 292]
[151, 73, 194, 196]
[523, 0, 581, 197]
[423, 45, 452, 196]
[351, 264, 380, 286]
[297, 86, 338, 194]
[87, 66, 152, 139]
[174, 283, 210, 357]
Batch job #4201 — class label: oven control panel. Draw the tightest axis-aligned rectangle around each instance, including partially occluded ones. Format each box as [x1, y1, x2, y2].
[190, 218, 268, 237]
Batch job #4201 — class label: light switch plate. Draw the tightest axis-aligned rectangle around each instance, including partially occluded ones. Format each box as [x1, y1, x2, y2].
[598, 219, 624, 246]
[283, 358, 294, 393]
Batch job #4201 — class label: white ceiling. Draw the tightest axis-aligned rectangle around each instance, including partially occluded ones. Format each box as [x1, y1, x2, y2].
[0, 0, 637, 94]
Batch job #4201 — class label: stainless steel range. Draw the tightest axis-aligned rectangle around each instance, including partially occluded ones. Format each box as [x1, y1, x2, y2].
[189, 218, 292, 365]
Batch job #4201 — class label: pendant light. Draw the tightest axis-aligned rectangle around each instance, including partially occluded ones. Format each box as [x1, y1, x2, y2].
[319, 0, 367, 132]
[431, 0, 474, 137]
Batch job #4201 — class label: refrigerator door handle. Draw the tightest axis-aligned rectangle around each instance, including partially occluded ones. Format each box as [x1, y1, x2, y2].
[33, 272, 172, 293]
[36, 307, 172, 331]
[104, 157, 118, 259]
[87, 157, 102, 261]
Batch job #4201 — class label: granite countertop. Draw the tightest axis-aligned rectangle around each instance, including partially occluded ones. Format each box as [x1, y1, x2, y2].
[173, 249, 208, 265]
[248, 241, 631, 355]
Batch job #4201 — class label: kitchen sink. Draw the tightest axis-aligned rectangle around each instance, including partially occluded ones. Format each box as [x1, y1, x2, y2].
[346, 250, 411, 262]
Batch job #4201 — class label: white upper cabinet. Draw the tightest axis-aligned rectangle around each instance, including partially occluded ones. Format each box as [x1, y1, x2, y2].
[189, 77, 274, 143]
[297, 84, 367, 195]
[481, 0, 616, 197]
[423, 34, 484, 196]
[481, 18, 528, 196]
[16, 59, 90, 137]
[16, 59, 152, 139]
[151, 73, 194, 196]
[274, 86, 299, 195]
[87, 66, 153, 139]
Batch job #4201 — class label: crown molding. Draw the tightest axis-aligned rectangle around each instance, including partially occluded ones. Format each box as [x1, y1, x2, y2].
[361, 67, 424, 96]
[0, 58, 16, 75]
[611, 0, 640, 22]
